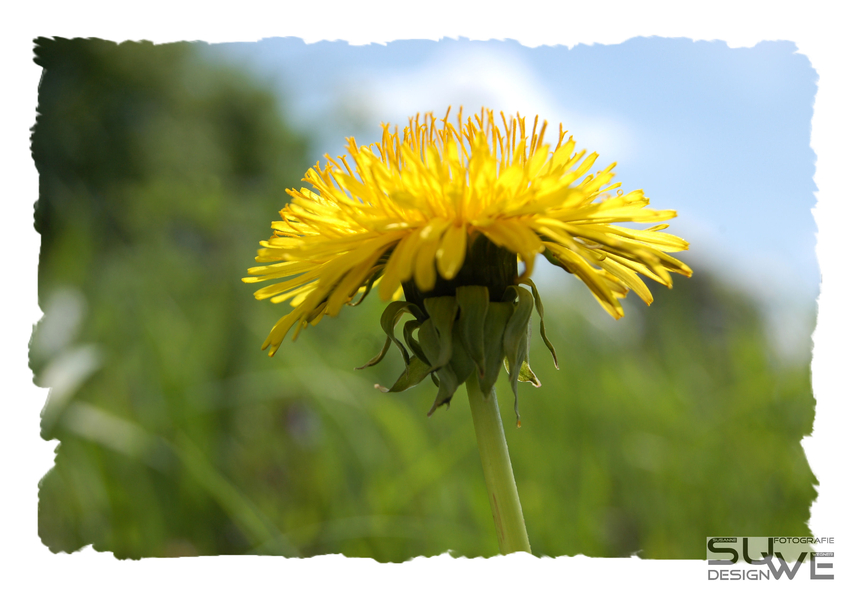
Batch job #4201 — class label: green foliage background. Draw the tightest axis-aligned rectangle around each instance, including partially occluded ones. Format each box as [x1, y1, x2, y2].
[31, 38, 817, 560]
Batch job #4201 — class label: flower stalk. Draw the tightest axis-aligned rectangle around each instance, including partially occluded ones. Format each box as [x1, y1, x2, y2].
[465, 374, 531, 555]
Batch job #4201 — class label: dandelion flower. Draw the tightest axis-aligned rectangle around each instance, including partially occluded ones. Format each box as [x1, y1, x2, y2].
[245, 107, 691, 417]
[245, 107, 692, 555]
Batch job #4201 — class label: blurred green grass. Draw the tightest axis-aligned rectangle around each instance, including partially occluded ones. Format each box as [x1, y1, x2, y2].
[31, 38, 817, 560]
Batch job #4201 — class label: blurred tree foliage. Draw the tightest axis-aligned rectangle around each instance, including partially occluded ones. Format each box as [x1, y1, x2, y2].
[31, 38, 817, 561]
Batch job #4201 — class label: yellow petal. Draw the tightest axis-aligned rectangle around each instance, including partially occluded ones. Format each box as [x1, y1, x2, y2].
[413, 234, 443, 291]
[436, 222, 468, 280]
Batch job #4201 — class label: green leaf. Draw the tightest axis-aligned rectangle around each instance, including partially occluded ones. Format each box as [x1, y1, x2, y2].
[455, 285, 489, 377]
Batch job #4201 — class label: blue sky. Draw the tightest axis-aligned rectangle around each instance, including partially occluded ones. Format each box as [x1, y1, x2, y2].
[204, 37, 819, 350]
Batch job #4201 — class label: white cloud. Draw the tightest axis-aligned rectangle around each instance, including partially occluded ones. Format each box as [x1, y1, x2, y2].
[337, 44, 637, 162]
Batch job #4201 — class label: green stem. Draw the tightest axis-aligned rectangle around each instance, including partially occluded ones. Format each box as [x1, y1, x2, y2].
[465, 375, 531, 555]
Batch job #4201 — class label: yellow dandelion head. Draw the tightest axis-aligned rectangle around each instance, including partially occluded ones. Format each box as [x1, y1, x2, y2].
[244, 107, 692, 357]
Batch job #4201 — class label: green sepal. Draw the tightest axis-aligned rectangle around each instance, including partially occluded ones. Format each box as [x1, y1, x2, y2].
[427, 323, 478, 416]
[355, 335, 392, 370]
[422, 296, 459, 371]
[417, 312, 458, 415]
[427, 364, 459, 416]
[449, 323, 476, 388]
[455, 285, 489, 378]
[424, 304, 479, 416]
[542, 246, 564, 269]
[502, 286, 535, 424]
[359, 300, 416, 369]
[424, 321, 478, 417]
[518, 360, 541, 387]
[417, 318, 440, 368]
[520, 278, 559, 369]
[402, 318, 429, 365]
[504, 358, 541, 387]
[478, 301, 514, 398]
[364, 280, 551, 422]
[377, 301, 424, 367]
[348, 268, 379, 307]
[376, 356, 432, 393]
